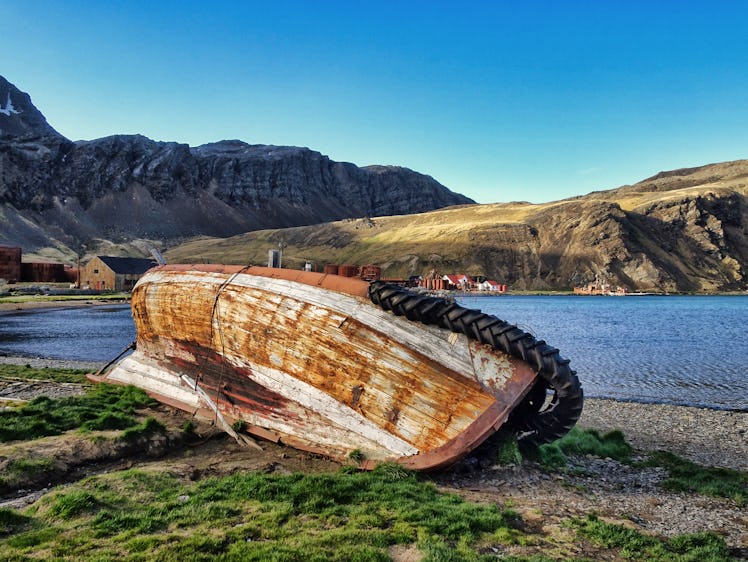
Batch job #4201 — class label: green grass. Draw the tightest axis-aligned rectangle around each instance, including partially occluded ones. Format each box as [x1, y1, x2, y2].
[0, 364, 90, 384]
[572, 514, 731, 561]
[0, 465, 733, 561]
[348, 448, 365, 463]
[120, 417, 167, 442]
[0, 293, 130, 304]
[533, 427, 633, 469]
[530, 428, 746, 506]
[4, 458, 54, 477]
[0, 465, 522, 561]
[0, 467, 517, 561]
[0, 508, 33, 536]
[0, 383, 156, 442]
[48, 490, 101, 519]
[643, 451, 748, 506]
[493, 433, 523, 465]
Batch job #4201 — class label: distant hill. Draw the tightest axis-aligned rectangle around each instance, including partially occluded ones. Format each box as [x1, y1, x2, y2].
[165, 161, 748, 293]
[0, 75, 473, 263]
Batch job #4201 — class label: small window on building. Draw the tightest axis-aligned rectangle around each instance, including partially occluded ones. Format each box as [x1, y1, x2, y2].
[93, 269, 99, 274]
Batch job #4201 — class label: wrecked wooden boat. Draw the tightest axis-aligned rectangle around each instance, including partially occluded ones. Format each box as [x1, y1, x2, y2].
[93, 264, 583, 470]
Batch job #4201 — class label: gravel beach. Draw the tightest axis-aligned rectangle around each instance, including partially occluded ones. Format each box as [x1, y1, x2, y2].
[1, 352, 747, 553]
[1, 353, 746, 470]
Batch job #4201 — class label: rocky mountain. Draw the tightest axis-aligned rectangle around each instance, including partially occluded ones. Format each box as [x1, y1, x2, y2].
[0, 76, 63, 139]
[0, 76, 473, 261]
[3, 76, 746, 292]
[166, 161, 748, 293]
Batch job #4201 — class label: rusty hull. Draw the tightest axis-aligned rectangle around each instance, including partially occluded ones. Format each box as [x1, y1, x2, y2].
[100, 265, 537, 470]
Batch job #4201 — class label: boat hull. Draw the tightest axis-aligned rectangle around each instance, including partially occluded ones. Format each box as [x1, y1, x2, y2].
[100, 265, 538, 470]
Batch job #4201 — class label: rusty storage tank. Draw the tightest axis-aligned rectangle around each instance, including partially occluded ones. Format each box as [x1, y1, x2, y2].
[64, 266, 79, 284]
[338, 264, 358, 277]
[359, 264, 382, 281]
[0, 246, 22, 284]
[21, 262, 66, 283]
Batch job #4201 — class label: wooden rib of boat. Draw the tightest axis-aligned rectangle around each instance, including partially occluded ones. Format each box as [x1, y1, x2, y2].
[92, 264, 583, 471]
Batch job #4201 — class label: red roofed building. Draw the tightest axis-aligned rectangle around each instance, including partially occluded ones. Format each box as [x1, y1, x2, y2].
[442, 274, 470, 290]
[476, 279, 507, 293]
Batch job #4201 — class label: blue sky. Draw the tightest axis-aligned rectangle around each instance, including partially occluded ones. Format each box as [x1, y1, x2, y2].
[2, 1, 747, 204]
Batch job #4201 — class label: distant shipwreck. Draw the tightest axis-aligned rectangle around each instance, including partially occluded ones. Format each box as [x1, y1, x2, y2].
[92, 265, 583, 470]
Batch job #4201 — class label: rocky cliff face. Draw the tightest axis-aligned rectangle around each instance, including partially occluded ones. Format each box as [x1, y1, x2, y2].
[480, 166, 748, 292]
[0, 76, 63, 139]
[0, 76, 472, 259]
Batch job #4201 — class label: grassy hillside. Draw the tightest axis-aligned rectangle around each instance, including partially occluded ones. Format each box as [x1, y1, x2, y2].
[164, 160, 748, 292]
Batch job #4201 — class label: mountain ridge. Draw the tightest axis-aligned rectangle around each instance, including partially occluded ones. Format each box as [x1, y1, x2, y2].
[0, 76, 472, 261]
[1, 75, 746, 292]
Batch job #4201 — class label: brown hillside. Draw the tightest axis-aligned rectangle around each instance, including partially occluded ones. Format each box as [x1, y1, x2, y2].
[165, 160, 748, 292]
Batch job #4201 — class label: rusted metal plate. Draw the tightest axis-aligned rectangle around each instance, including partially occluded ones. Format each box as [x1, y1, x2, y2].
[103, 264, 537, 469]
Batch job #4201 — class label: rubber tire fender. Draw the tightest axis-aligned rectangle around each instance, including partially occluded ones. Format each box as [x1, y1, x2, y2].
[368, 281, 583, 446]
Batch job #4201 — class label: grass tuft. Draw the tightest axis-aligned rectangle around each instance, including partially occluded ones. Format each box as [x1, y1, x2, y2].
[0, 508, 32, 535]
[348, 448, 365, 463]
[49, 490, 100, 519]
[644, 451, 747, 506]
[0, 384, 155, 442]
[572, 514, 730, 561]
[82, 411, 137, 431]
[371, 462, 412, 481]
[120, 417, 166, 443]
[532, 427, 633, 468]
[494, 433, 523, 465]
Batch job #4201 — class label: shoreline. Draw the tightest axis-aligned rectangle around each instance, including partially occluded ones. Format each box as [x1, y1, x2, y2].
[2, 292, 746, 313]
[0, 298, 130, 312]
[1, 354, 745, 472]
[577, 397, 747, 472]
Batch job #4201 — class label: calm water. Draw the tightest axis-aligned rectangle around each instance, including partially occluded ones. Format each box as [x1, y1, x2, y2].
[0, 305, 135, 363]
[0, 297, 746, 410]
[458, 295, 748, 411]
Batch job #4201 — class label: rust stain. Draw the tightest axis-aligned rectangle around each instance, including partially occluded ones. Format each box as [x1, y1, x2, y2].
[387, 407, 400, 425]
[167, 344, 294, 419]
[351, 384, 364, 409]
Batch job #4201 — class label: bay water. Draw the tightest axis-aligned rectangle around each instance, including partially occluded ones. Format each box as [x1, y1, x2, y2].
[458, 295, 747, 411]
[0, 296, 745, 410]
[0, 305, 135, 364]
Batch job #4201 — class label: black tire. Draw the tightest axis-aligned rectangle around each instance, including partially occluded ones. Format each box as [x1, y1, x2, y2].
[369, 281, 583, 446]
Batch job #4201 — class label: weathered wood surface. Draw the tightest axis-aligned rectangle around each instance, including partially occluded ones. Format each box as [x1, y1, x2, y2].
[103, 265, 537, 469]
